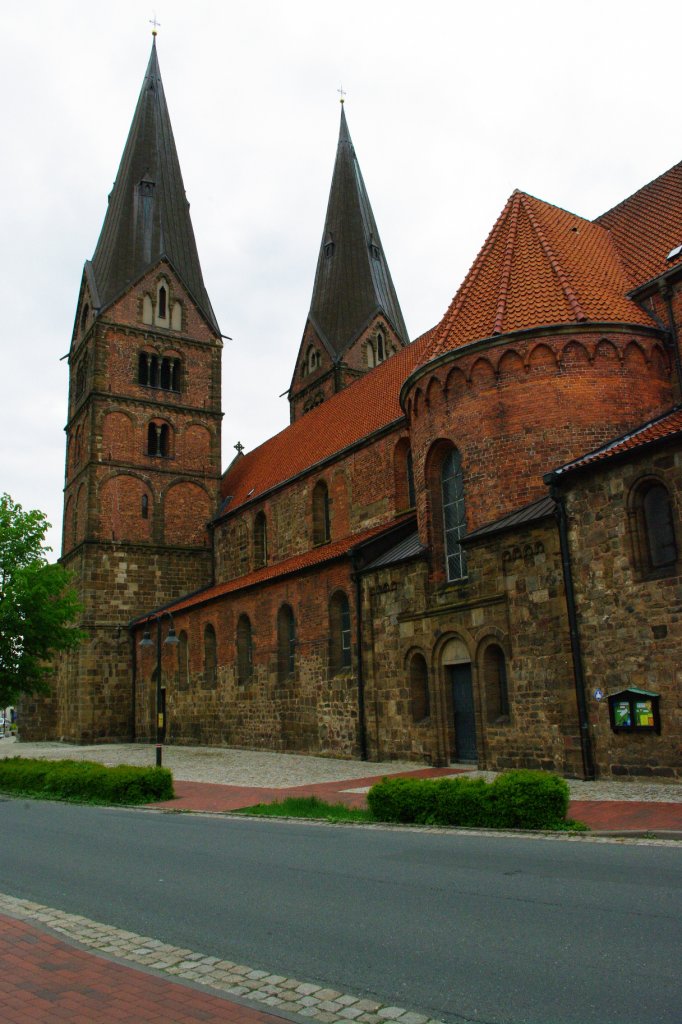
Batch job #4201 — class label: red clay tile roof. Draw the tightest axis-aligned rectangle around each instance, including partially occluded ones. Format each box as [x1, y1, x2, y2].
[595, 160, 682, 288]
[134, 516, 413, 621]
[553, 406, 682, 477]
[422, 191, 653, 363]
[221, 328, 436, 511]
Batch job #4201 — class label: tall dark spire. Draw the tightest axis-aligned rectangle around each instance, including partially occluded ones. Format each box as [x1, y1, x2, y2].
[88, 41, 219, 334]
[307, 107, 408, 357]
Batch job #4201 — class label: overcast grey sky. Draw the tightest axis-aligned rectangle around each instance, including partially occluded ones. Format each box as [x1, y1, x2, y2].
[2, 0, 680, 553]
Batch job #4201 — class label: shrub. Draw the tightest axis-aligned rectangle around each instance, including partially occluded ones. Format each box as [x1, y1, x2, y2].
[488, 769, 569, 829]
[367, 770, 571, 830]
[0, 758, 174, 805]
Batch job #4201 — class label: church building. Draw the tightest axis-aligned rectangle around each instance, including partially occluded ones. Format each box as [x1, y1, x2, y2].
[22, 41, 682, 780]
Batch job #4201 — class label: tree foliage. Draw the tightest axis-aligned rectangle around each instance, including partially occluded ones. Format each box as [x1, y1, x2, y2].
[0, 494, 84, 705]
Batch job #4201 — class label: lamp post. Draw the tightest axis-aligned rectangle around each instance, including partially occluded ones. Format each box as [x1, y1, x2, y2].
[139, 611, 179, 767]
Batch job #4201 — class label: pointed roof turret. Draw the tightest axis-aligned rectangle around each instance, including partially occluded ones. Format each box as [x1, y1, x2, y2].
[88, 40, 219, 334]
[306, 106, 408, 358]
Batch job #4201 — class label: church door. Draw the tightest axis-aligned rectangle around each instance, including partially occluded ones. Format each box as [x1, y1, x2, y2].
[448, 663, 477, 762]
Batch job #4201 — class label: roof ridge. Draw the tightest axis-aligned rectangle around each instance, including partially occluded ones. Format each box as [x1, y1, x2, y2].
[434, 191, 518, 348]
[493, 191, 523, 334]
[519, 194, 587, 322]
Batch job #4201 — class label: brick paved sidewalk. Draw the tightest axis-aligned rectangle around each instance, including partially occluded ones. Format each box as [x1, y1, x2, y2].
[0, 914, 292, 1024]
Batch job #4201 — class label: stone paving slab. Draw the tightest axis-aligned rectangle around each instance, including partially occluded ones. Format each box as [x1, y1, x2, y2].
[0, 893, 447, 1024]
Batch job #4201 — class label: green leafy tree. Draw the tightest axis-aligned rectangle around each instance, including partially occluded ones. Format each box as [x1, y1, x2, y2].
[0, 494, 84, 705]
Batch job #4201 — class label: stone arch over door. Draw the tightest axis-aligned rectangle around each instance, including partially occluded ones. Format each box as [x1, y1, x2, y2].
[440, 636, 478, 764]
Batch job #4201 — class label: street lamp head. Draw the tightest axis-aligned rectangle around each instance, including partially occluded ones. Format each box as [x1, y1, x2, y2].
[139, 629, 153, 647]
[165, 627, 179, 645]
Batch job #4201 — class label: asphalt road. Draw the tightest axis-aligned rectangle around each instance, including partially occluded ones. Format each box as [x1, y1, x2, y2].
[1, 798, 680, 1024]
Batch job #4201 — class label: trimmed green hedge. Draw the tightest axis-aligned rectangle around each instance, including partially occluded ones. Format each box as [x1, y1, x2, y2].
[0, 758, 174, 805]
[367, 770, 570, 830]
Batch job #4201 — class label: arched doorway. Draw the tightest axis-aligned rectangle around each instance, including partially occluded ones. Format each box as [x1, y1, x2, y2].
[442, 638, 477, 762]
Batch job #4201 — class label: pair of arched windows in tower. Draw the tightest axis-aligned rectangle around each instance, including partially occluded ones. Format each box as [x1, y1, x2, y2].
[147, 422, 170, 458]
[407, 641, 509, 727]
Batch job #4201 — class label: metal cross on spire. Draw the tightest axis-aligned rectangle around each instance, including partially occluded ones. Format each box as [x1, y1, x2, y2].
[149, 13, 161, 36]
[337, 85, 347, 104]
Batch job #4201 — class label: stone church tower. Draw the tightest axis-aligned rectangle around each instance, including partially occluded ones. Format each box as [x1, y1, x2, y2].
[288, 105, 409, 421]
[23, 41, 222, 741]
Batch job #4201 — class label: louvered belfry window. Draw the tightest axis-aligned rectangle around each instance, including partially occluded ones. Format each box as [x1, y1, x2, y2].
[441, 449, 467, 581]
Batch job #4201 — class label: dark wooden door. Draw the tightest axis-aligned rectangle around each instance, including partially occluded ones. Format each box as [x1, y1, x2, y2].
[449, 663, 477, 761]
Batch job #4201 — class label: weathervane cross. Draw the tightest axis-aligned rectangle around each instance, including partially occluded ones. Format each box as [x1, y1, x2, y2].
[337, 85, 346, 104]
[149, 13, 161, 36]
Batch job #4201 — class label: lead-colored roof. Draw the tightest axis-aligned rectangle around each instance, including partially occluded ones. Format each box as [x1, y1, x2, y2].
[222, 329, 434, 512]
[89, 41, 219, 334]
[423, 191, 653, 363]
[304, 106, 409, 361]
[595, 160, 682, 288]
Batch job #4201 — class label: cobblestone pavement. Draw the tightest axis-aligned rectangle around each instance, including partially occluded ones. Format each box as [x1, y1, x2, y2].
[1, 736, 680, 801]
[0, 893, 446, 1024]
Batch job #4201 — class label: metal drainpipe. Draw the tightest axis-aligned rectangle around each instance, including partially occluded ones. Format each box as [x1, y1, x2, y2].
[549, 479, 596, 781]
[352, 563, 369, 761]
[129, 626, 137, 742]
[660, 283, 682, 399]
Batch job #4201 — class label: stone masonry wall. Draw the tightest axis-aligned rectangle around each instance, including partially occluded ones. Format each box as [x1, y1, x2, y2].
[564, 445, 682, 779]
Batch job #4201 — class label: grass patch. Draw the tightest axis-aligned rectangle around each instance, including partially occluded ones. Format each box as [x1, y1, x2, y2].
[0, 757, 174, 805]
[235, 795, 372, 822]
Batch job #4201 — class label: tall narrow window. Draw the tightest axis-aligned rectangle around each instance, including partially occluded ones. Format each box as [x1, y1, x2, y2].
[277, 604, 296, 682]
[158, 285, 167, 320]
[483, 644, 510, 723]
[643, 484, 677, 569]
[406, 448, 416, 508]
[312, 480, 331, 544]
[178, 630, 189, 689]
[441, 449, 467, 581]
[203, 624, 217, 688]
[237, 614, 253, 684]
[141, 494, 149, 519]
[329, 591, 351, 673]
[254, 511, 267, 568]
[409, 653, 430, 722]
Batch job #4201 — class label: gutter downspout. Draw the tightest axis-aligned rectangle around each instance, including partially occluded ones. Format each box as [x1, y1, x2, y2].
[129, 626, 137, 742]
[547, 477, 596, 780]
[351, 559, 369, 761]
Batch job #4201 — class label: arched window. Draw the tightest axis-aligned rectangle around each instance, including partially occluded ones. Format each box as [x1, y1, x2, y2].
[329, 591, 351, 673]
[312, 480, 330, 545]
[141, 494, 149, 519]
[409, 652, 430, 722]
[482, 644, 510, 723]
[237, 614, 253, 684]
[203, 624, 217, 688]
[377, 332, 385, 363]
[394, 439, 416, 511]
[178, 630, 189, 689]
[147, 422, 170, 457]
[158, 285, 167, 320]
[441, 448, 467, 581]
[277, 604, 296, 682]
[630, 478, 678, 578]
[254, 511, 267, 568]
